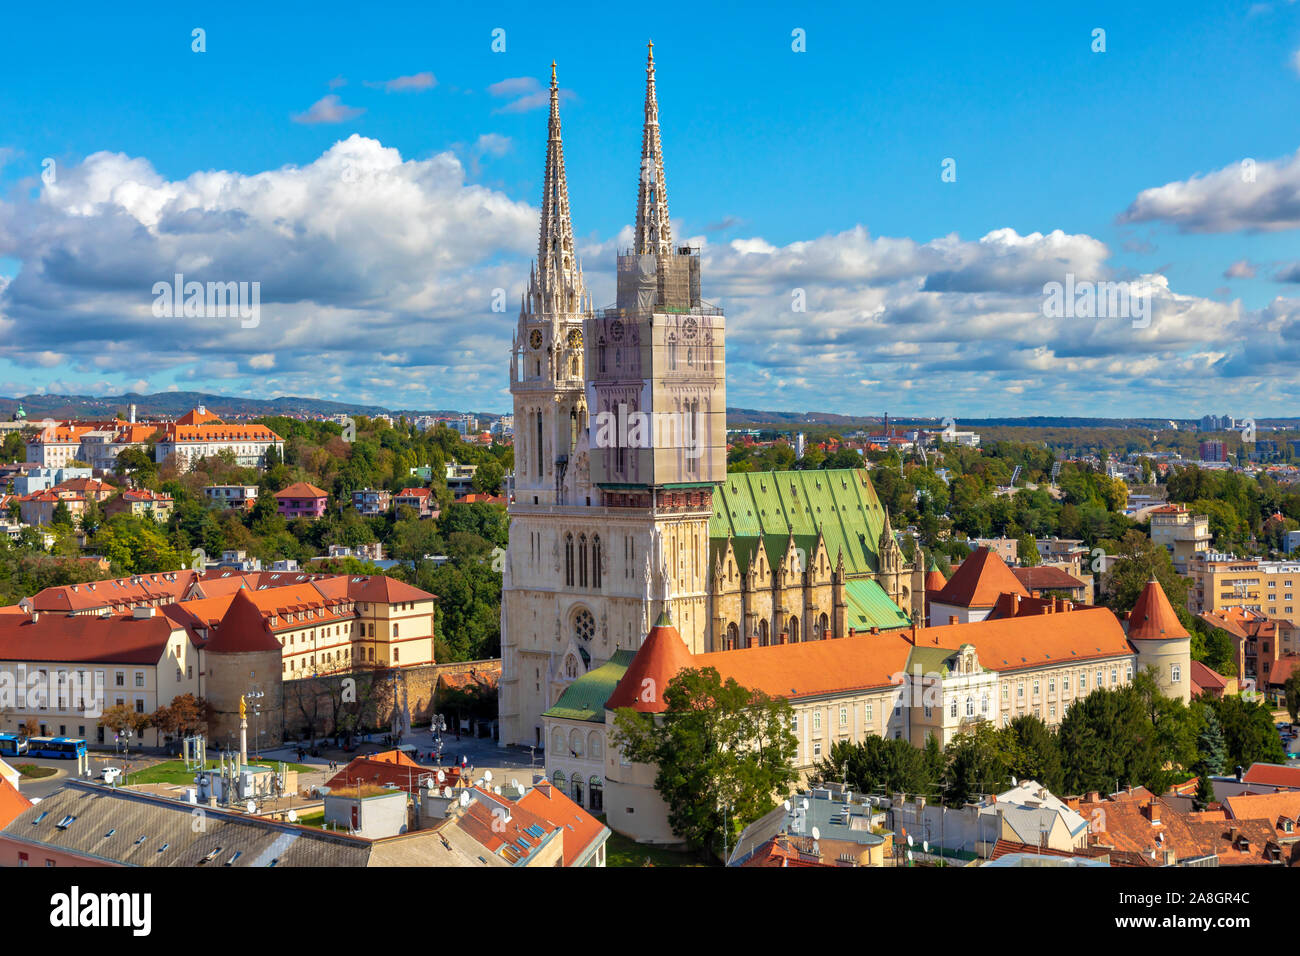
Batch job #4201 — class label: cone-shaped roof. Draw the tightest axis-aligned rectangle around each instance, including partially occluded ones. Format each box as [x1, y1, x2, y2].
[1127, 576, 1189, 641]
[605, 611, 693, 713]
[932, 547, 1027, 608]
[205, 589, 282, 654]
[924, 557, 948, 594]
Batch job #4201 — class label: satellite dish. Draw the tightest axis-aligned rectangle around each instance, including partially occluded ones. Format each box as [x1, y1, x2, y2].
[436, 770, 446, 783]
[493, 785, 502, 795]
[811, 826, 821, 841]
[458, 791, 470, 807]
[287, 810, 298, 823]
[483, 770, 493, 783]
[906, 850, 913, 862]
[783, 800, 791, 812]
[245, 800, 256, 813]
[510, 779, 519, 791]
[1011, 776, 1018, 787]
[907, 834, 914, 847]
[922, 841, 929, 853]
[801, 798, 809, 809]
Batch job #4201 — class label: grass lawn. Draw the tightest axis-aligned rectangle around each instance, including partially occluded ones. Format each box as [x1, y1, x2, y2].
[602, 824, 713, 867]
[124, 758, 316, 786]
[16, 764, 56, 780]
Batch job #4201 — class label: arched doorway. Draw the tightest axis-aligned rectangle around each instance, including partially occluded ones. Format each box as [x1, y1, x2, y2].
[789, 615, 799, 643]
[758, 619, 770, 646]
[726, 622, 739, 650]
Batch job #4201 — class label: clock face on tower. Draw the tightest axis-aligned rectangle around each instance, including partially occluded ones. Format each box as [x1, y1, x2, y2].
[683, 317, 699, 339]
[609, 319, 624, 342]
[529, 329, 543, 350]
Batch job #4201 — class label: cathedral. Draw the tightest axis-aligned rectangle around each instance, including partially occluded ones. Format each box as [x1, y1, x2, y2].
[499, 47, 922, 749]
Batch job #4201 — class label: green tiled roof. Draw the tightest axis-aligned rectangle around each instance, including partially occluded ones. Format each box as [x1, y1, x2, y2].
[710, 469, 888, 576]
[906, 645, 957, 677]
[542, 650, 636, 723]
[844, 577, 912, 631]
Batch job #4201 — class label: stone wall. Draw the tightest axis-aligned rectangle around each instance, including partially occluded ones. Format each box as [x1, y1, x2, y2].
[280, 659, 500, 740]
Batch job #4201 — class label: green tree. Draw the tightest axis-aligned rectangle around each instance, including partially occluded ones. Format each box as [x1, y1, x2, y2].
[1058, 685, 1161, 794]
[943, 723, 1015, 807]
[612, 666, 798, 859]
[1200, 695, 1287, 772]
[1004, 714, 1064, 794]
[812, 735, 937, 799]
[1101, 530, 1189, 616]
[1193, 704, 1227, 780]
[1284, 670, 1300, 723]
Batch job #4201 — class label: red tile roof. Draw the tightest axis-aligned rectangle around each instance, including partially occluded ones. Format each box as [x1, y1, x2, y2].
[274, 481, 328, 500]
[605, 614, 697, 713]
[175, 407, 223, 426]
[1189, 660, 1228, 695]
[931, 547, 1028, 608]
[1267, 656, 1299, 689]
[1223, 791, 1300, 834]
[204, 589, 284, 654]
[0, 612, 176, 664]
[917, 604, 1132, 673]
[458, 789, 559, 864]
[1242, 764, 1300, 791]
[1127, 578, 1189, 641]
[326, 750, 457, 794]
[346, 575, 436, 604]
[0, 774, 32, 829]
[1010, 566, 1087, 592]
[517, 781, 607, 867]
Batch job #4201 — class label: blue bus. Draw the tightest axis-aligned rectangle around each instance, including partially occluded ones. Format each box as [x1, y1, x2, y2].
[0, 733, 27, 757]
[26, 736, 87, 759]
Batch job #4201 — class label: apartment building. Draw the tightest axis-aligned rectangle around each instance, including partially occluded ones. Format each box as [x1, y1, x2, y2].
[1187, 552, 1300, 618]
[352, 488, 392, 517]
[204, 484, 259, 511]
[1149, 504, 1212, 573]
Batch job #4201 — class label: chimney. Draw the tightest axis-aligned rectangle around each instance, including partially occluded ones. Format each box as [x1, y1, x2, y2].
[869, 626, 879, 636]
[1031, 590, 1041, 599]
[1235, 765, 1244, 782]
[133, 606, 155, 619]
[1228, 825, 1238, 843]
[1087, 791, 1100, 803]
[948, 615, 958, 626]
[1145, 802, 1161, 825]
[1010, 593, 1020, 616]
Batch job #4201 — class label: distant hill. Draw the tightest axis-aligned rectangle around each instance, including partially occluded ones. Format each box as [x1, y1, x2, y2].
[0, 391, 499, 423]
[724, 408, 1300, 430]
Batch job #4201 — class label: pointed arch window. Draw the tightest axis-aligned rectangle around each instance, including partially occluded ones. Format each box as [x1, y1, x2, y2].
[592, 535, 602, 589]
[565, 533, 575, 587]
[579, 534, 589, 587]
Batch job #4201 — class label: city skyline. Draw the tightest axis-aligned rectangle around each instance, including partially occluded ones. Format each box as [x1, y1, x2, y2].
[3, 4, 1300, 417]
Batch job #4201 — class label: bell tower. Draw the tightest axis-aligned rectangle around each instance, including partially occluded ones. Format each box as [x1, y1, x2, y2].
[512, 63, 592, 507]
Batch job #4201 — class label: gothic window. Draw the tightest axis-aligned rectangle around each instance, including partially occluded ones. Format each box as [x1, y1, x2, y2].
[667, 334, 677, 370]
[536, 411, 544, 479]
[818, 612, 829, 640]
[579, 534, 589, 587]
[593, 535, 602, 589]
[565, 655, 578, 679]
[574, 608, 595, 644]
[726, 622, 739, 650]
[758, 619, 769, 646]
[565, 534, 575, 587]
[570, 408, 578, 452]
[789, 615, 799, 643]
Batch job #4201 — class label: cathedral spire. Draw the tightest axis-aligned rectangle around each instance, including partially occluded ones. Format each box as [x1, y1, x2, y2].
[634, 41, 672, 257]
[535, 60, 582, 310]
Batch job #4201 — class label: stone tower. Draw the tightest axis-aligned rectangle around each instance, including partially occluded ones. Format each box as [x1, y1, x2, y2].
[1127, 576, 1192, 704]
[203, 590, 285, 750]
[500, 48, 727, 748]
[511, 63, 592, 510]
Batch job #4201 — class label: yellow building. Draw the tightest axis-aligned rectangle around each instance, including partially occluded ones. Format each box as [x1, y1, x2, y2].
[1187, 553, 1300, 619]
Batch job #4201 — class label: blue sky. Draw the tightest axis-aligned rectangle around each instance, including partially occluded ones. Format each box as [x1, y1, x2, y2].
[2, 1, 1300, 418]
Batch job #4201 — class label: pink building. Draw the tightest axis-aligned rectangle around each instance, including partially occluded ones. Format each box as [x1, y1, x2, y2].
[274, 481, 329, 519]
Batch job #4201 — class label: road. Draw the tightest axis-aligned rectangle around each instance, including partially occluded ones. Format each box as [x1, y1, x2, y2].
[9, 749, 155, 800]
